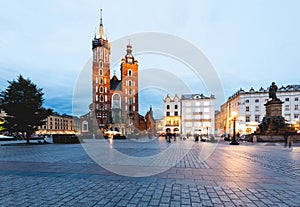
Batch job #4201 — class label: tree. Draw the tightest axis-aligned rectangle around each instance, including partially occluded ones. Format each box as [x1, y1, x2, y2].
[0, 75, 52, 143]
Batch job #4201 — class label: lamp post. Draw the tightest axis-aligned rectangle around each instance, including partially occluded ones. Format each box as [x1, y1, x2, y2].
[206, 126, 209, 138]
[230, 113, 239, 145]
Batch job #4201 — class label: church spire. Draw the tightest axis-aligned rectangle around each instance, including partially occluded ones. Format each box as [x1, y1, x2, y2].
[98, 9, 105, 39]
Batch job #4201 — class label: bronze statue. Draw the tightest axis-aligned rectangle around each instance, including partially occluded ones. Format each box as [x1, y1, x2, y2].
[269, 82, 278, 100]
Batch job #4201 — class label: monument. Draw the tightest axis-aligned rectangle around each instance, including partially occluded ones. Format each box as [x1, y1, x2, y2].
[256, 82, 296, 141]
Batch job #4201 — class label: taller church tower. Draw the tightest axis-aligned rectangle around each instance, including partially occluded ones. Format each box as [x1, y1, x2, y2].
[91, 9, 111, 132]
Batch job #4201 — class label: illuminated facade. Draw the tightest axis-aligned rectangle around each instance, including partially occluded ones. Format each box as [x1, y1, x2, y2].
[163, 94, 215, 136]
[37, 114, 75, 134]
[163, 94, 181, 134]
[216, 85, 300, 135]
[90, 10, 140, 135]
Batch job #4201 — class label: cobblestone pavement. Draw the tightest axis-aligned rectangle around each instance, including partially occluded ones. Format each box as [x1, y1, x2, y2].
[0, 138, 299, 207]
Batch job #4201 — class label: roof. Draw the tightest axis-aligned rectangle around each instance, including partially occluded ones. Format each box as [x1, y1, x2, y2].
[110, 75, 122, 91]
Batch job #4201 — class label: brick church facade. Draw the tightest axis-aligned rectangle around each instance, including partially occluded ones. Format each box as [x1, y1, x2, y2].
[80, 10, 154, 137]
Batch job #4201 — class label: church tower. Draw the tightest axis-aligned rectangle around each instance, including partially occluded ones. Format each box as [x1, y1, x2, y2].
[92, 9, 111, 132]
[120, 44, 139, 132]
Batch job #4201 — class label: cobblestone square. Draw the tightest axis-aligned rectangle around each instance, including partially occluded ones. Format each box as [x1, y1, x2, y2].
[0, 138, 299, 206]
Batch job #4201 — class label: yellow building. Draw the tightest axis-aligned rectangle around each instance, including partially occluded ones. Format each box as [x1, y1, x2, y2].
[37, 114, 75, 135]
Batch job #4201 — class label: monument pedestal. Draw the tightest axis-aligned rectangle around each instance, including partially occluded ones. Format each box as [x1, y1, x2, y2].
[265, 99, 284, 117]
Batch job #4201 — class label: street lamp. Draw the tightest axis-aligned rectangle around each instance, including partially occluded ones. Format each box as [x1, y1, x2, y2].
[206, 126, 209, 138]
[230, 112, 239, 145]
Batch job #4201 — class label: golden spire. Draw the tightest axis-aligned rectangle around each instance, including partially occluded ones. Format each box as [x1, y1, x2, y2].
[98, 8, 105, 39]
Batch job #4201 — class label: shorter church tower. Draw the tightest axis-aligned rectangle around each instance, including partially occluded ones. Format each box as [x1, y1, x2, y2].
[120, 44, 139, 133]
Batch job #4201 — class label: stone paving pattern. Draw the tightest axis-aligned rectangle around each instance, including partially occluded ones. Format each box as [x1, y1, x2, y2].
[0, 138, 299, 207]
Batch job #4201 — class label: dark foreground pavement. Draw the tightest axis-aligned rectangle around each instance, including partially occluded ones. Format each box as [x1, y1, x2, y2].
[0, 138, 299, 207]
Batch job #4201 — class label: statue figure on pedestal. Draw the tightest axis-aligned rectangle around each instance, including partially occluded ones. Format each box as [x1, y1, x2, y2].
[269, 82, 278, 101]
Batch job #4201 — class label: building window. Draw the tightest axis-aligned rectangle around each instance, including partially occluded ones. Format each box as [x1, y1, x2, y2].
[174, 111, 178, 116]
[128, 69, 132, 76]
[285, 98, 289, 101]
[294, 114, 299, 119]
[100, 48, 103, 59]
[245, 99, 249, 103]
[93, 49, 97, 61]
[99, 69, 103, 76]
[255, 99, 259, 103]
[246, 106, 250, 112]
[255, 106, 259, 111]
[295, 97, 299, 101]
[166, 112, 170, 116]
[246, 116, 250, 122]
[128, 80, 132, 87]
[100, 78, 103, 84]
[175, 105, 178, 109]
[255, 115, 260, 122]
[295, 105, 299, 110]
[285, 105, 290, 111]
[166, 105, 170, 110]
[100, 87, 103, 93]
[100, 95, 104, 102]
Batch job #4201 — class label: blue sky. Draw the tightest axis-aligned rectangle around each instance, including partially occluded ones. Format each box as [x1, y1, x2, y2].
[1, 0, 299, 118]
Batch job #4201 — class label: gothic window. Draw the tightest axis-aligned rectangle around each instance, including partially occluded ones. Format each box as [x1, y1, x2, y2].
[100, 86, 103, 93]
[100, 95, 104, 102]
[99, 69, 103, 76]
[112, 94, 121, 109]
[105, 50, 109, 62]
[93, 49, 97, 61]
[128, 80, 132, 87]
[100, 48, 103, 59]
[82, 121, 88, 132]
[129, 89, 132, 95]
[100, 78, 103, 84]
[128, 69, 132, 76]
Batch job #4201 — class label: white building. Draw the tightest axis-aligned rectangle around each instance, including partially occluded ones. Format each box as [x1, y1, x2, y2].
[181, 94, 215, 137]
[215, 84, 300, 135]
[163, 94, 215, 137]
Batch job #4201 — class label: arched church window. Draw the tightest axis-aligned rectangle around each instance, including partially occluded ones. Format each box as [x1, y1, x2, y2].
[112, 94, 121, 109]
[100, 78, 103, 84]
[99, 69, 103, 76]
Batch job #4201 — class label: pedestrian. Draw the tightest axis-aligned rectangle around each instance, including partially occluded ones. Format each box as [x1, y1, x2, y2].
[287, 135, 293, 148]
[284, 132, 289, 148]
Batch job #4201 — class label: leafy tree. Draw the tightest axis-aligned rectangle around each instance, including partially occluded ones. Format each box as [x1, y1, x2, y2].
[0, 75, 52, 143]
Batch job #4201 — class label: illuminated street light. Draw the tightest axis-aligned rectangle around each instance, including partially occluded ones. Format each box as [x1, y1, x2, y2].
[230, 111, 239, 145]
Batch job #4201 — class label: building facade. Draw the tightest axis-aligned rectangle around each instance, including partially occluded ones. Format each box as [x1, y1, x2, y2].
[181, 94, 215, 137]
[90, 10, 140, 135]
[215, 84, 300, 136]
[37, 114, 75, 135]
[163, 94, 181, 134]
[163, 94, 215, 137]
